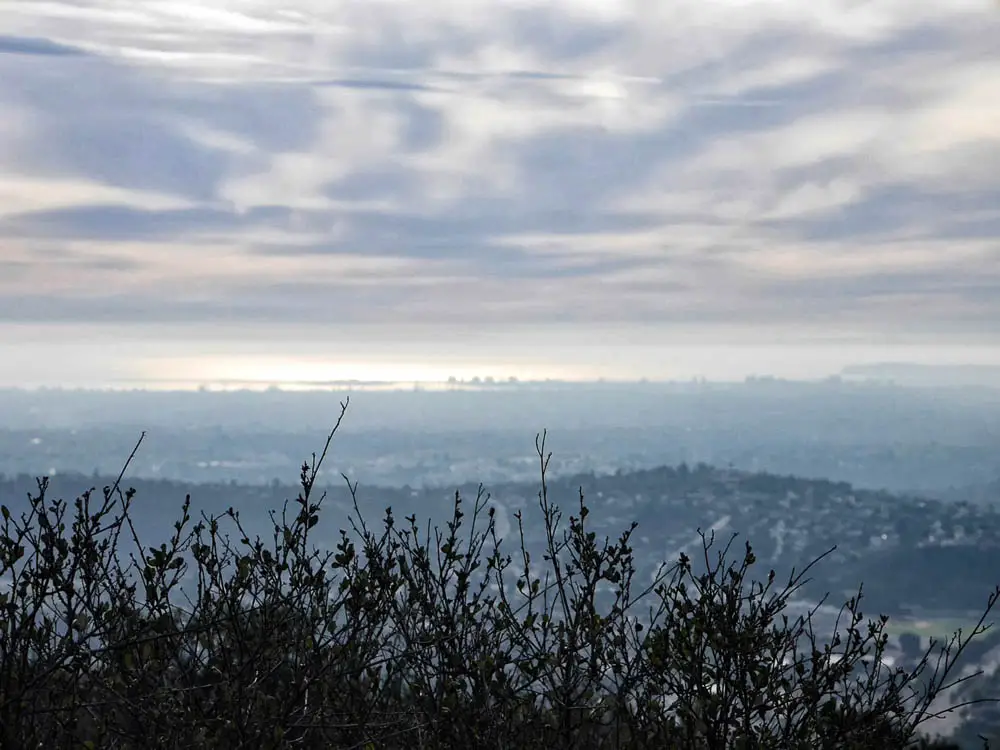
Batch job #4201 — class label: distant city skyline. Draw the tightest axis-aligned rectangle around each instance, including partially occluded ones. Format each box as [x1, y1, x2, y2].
[1, 322, 999, 389]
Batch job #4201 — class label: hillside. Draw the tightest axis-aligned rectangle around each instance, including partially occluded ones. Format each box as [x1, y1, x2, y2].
[3, 462, 997, 619]
[3, 461, 999, 744]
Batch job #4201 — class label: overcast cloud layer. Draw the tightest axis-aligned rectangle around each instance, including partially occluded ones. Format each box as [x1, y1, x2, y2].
[1, 1, 998, 384]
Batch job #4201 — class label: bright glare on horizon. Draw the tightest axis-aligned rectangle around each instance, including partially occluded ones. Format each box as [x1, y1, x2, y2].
[141, 355, 575, 386]
[117, 344, 1000, 391]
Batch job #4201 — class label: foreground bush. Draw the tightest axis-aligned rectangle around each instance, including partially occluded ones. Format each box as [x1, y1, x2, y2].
[0, 401, 997, 749]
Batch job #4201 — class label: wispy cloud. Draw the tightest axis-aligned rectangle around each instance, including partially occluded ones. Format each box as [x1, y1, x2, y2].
[0, 0, 998, 383]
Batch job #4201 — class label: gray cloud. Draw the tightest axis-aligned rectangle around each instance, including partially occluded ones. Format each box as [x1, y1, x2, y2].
[500, 6, 626, 61]
[2, 204, 293, 241]
[313, 78, 443, 94]
[0, 54, 318, 203]
[0, 34, 89, 57]
[0, 0, 998, 359]
[769, 185, 1000, 241]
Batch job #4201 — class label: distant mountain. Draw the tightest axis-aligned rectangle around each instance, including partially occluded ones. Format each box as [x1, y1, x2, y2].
[927, 477, 1000, 506]
[842, 363, 1000, 388]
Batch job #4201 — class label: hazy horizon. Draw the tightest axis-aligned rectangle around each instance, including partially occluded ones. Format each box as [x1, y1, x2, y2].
[4, 356, 1000, 392]
[2, 324, 1000, 389]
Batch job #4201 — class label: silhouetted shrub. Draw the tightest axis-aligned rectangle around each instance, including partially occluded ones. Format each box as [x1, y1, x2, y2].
[1, 401, 998, 749]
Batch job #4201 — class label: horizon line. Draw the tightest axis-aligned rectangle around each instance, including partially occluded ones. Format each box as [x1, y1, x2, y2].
[4, 373, 995, 394]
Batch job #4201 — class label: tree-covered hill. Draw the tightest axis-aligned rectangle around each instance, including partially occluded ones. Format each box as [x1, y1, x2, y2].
[2, 434, 998, 748]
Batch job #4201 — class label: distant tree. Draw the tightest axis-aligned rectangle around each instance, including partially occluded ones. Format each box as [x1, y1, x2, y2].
[900, 631, 924, 658]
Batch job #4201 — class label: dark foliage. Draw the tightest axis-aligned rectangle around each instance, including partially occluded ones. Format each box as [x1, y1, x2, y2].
[1, 401, 998, 749]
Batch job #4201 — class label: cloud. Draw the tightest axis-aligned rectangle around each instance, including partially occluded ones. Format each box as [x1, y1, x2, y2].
[0, 0, 998, 375]
[0, 34, 89, 57]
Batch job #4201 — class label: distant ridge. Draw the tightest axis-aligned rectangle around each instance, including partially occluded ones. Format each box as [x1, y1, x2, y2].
[841, 363, 1000, 388]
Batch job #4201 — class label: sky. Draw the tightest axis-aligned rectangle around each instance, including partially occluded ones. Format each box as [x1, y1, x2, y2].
[1, 0, 999, 387]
